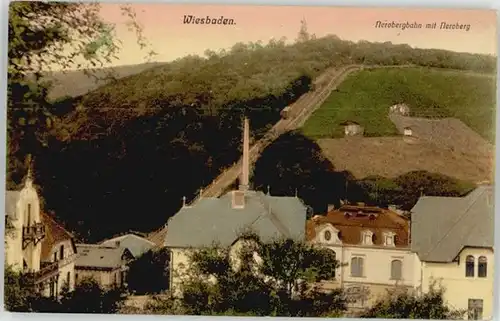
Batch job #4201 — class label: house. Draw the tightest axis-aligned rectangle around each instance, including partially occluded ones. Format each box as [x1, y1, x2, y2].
[306, 204, 415, 311]
[5, 172, 77, 298]
[411, 185, 494, 320]
[340, 120, 364, 137]
[164, 118, 308, 297]
[100, 233, 156, 258]
[75, 244, 134, 289]
[38, 212, 78, 297]
[403, 127, 413, 136]
[5, 173, 44, 272]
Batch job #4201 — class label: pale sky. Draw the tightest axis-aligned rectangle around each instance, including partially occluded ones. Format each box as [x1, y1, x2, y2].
[68, 4, 499, 69]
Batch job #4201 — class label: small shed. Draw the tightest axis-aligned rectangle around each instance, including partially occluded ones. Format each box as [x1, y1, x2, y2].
[403, 127, 413, 136]
[340, 121, 364, 137]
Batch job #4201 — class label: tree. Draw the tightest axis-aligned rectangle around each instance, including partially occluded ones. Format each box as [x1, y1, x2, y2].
[360, 284, 465, 319]
[342, 171, 476, 211]
[4, 269, 126, 313]
[168, 233, 346, 316]
[354, 175, 403, 206]
[253, 131, 345, 214]
[4, 265, 31, 312]
[296, 18, 311, 43]
[394, 171, 475, 210]
[58, 277, 126, 313]
[126, 248, 170, 294]
[4, 265, 60, 312]
[7, 2, 155, 187]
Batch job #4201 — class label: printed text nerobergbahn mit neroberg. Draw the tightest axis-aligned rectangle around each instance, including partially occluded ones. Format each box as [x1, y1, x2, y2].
[375, 20, 471, 31]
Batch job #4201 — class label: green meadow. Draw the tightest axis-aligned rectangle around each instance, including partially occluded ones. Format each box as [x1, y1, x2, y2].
[302, 68, 496, 142]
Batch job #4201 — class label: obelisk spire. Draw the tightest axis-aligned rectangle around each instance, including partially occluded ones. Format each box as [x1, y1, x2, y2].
[239, 117, 250, 191]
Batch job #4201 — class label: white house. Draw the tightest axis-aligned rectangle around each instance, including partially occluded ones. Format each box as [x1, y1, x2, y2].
[5, 174, 43, 272]
[5, 172, 78, 298]
[411, 186, 494, 320]
[307, 204, 415, 311]
[164, 118, 308, 297]
[75, 244, 133, 289]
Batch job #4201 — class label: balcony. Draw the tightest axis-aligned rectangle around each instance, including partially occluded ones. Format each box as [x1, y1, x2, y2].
[22, 222, 46, 249]
[21, 261, 59, 286]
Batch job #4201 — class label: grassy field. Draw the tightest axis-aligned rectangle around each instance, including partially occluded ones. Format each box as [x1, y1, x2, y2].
[301, 67, 496, 142]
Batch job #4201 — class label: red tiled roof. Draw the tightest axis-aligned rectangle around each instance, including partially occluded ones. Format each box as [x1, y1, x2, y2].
[40, 212, 76, 261]
[147, 225, 168, 249]
[306, 205, 409, 247]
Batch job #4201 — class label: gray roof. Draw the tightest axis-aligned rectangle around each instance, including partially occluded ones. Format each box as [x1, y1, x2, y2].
[165, 190, 307, 248]
[411, 185, 494, 262]
[100, 234, 155, 258]
[76, 244, 133, 269]
[5, 191, 21, 219]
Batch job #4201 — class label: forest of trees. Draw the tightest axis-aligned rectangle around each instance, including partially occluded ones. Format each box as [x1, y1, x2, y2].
[8, 4, 495, 241]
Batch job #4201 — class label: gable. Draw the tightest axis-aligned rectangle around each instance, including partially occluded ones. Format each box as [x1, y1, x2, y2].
[100, 234, 155, 258]
[121, 248, 135, 262]
[40, 212, 76, 261]
[315, 223, 342, 245]
[411, 186, 494, 262]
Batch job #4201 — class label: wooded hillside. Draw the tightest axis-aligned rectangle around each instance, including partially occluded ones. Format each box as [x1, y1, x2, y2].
[9, 32, 496, 242]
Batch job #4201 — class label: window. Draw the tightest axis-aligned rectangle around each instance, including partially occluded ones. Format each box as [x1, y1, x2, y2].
[351, 257, 364, 277]
[331, 250, 337, 277]
[55, 275, 59, 297]
[466, 255, 475, 277]
[468, 299, 483, 320]
[59, 245, 64, 260]
[324, 230, 332, 241]
[66, 271, 71, 288]
[27, 204, 32, 226]
[362, 231, 373, 245]
[478, 256, 487, 278]
[53, 252, 57, 262]
[391, 259, 402, 280]
[49, 281, 54, 298]
[384, 232, 395, 246]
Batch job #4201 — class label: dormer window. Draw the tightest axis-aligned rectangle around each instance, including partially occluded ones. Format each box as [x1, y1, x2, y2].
[362, 230, 374, 245]
[383, 232, 396, 247]
[320, 226, 342, 244]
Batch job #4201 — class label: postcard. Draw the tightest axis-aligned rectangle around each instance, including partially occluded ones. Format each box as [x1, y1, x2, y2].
[4, 2, 496, 319]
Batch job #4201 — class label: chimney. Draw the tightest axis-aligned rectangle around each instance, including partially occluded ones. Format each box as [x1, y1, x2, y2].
[232, 190, 246, 209]
[239, 117, 250, 191]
